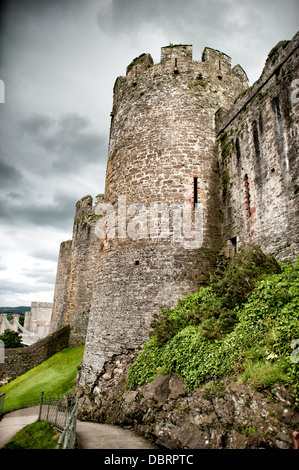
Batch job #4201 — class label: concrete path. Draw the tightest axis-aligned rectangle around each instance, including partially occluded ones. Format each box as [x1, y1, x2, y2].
[0, 406, 156, 449]
[0, 405, 40, 448]
[76, 421, 156, 449]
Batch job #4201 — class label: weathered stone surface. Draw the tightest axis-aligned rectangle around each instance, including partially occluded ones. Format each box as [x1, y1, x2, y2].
[50, 195, 104, 347]
[79, 43, 249, 388]
[169, 375, 187, 399]
[0, 325, 70, 385]
[141, 374, 170, 404]
[75, 372, 299, 449]
[216, 32, 299, 262]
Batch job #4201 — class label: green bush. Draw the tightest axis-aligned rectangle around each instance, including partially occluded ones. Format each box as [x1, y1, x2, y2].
[0, 329, 24, 348]
[150, 245, 281, 343]
[127, 249, 299, 406]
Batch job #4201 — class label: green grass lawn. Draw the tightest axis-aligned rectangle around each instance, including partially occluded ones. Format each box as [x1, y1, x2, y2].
[0, 346, 84, 413]
[3, 421, 61, 449]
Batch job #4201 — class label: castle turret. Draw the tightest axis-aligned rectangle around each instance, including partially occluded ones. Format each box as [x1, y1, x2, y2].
[50, 194, 104, 346]
[79, 44, 248, 388]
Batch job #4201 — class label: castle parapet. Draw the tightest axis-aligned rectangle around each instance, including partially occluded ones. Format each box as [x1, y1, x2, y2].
[126, 53, 154, 80]
[161, 44, 193, 73]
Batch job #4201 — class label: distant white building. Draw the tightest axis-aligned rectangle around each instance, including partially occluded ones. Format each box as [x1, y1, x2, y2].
[24, 302, 53, 337]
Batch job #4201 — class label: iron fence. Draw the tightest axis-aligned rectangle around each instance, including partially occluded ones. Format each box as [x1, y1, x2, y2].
[38, 391, 78, 448]
[56, 399, 78, 449]
[0, 393, 5, 419]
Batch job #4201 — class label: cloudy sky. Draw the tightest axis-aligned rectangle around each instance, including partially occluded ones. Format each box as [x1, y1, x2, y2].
[0, 0, 298, 307]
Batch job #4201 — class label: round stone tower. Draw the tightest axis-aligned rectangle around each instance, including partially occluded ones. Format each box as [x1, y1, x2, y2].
[79, 44, 248, 388]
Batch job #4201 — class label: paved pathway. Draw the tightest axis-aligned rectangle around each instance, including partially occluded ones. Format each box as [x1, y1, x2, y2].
[0, 405, 40, 448]
[0, 406, 156, 449]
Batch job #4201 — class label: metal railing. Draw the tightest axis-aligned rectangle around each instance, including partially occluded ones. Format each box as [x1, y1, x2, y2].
[0, 393, 5, 419]
[38, 391, 78, 449]
[56, 399, 78, 449]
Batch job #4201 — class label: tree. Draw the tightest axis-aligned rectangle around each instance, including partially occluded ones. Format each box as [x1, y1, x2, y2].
[0, 330, 24, 348]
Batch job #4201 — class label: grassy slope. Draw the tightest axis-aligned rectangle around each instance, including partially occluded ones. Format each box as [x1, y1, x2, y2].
[0, 346, 84, 413]
[127, 252, 299, 406]
[3, 421, 60, 449]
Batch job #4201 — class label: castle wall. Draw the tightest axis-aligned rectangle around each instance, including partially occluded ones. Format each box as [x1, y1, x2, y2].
[80, 45, 248, 388]
[0, 325, 70, 386]
[50, 195, 103, 347]
[216, 32, 299, 261]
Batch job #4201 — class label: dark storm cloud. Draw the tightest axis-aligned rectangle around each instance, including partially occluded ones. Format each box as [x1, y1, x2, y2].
[0, 160, 23, 188]
[97, 0, 299, 72]
[98, 0, 299, 33]
[18, 112, 107, 173]
[18, 113, 54, 136]
[97, 0, 247, 35]
[0, 191, 76, 230]
[1, 0, 84, 18]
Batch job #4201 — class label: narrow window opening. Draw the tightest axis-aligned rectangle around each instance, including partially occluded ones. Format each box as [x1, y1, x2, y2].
[174, 58, 179, 74]
[132, 68, 138, 86]
[252, 120, 260, 159]
[243, 174, 252, 219]
[219, 60, 221, 70]
[193, 177, 198, 208]
[230, 236, 237, 250]
[135, 260, 139, 266]
[236, 137, 241, 163]
[259, 114, 263, 134]
[228, 236, 237, 257]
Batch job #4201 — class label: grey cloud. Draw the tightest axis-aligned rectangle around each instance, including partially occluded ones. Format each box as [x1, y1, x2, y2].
[0, 279, 35, 295]
[5, 192, 22, 199]
[18, 113, 54, 136]
[97, 0, 299, 78]
[0, 191, 76, 230]
[0, 160, 23, 188]
[22, 271, 56, 285]
[98, 0, 299, 33]
[17, 112, 107, 173]
[97, 0, 244, 35]
[58, 113, 90, 131]
[29, 248, 60, 263]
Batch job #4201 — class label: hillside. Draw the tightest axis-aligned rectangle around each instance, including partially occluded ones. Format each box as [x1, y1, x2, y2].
[0, 307, 30, 315]
[0, 346, 84, 413]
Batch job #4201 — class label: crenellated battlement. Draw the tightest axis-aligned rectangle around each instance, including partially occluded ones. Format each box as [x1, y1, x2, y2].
[123, 44, 248, 84]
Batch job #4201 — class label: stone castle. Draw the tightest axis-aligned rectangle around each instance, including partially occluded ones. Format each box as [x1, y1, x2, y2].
[50, 32, 299, 391]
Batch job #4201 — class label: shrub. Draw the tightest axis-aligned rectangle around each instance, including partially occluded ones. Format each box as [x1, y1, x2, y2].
[127, 251, 299, 405]
[150, 245, 281, 343]
[0, 329, 24, 348]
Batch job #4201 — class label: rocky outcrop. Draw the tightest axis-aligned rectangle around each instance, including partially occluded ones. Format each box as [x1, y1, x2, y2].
[75, 366, 299, 449]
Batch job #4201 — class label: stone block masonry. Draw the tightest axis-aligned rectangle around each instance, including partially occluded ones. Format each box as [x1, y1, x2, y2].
[50, 195, 104, 347]
[216, 32, 299, 261]
[79, 44, 249, 388]
[0, 325, 70, 385]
